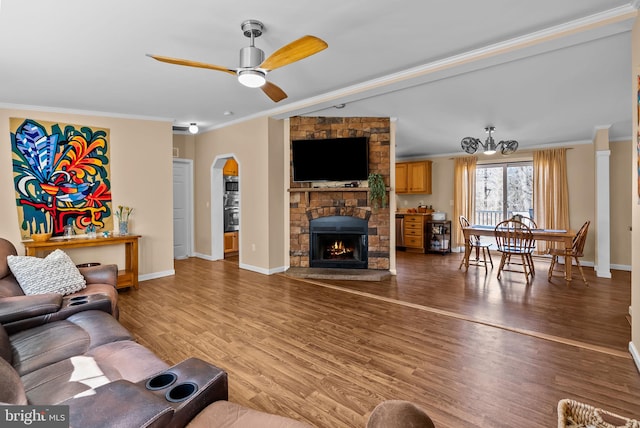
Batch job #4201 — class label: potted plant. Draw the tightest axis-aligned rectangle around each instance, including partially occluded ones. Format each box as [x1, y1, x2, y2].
[368, 173, 387, 210]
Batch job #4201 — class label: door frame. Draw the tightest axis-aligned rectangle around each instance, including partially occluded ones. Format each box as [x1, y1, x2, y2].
[173, 158, 194, 258]
[210, 154, 239, 261]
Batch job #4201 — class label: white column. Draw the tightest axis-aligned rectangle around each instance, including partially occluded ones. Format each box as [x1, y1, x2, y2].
[595, 149, 611, 278]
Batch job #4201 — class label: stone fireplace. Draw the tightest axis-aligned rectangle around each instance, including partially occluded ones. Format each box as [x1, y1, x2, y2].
[288, 117, 391, 271]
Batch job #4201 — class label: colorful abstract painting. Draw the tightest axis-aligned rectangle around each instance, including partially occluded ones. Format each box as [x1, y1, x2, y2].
[11, 118, 113, 238]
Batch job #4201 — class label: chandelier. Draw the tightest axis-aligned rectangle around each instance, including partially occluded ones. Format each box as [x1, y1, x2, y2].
[461, 126, 518, 155]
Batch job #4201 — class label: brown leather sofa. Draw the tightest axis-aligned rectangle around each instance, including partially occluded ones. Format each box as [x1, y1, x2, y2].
[0, 308, 229, 427]
[0, 237, 120, 330]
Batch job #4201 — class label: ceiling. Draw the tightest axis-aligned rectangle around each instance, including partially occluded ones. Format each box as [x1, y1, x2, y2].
[0, 1, 635, 158]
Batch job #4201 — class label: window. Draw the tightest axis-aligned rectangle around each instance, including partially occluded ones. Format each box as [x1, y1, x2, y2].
[475, 161, 533, 225]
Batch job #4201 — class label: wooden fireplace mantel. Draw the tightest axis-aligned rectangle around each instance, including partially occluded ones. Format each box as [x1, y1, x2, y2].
[288, 187, 391, 205]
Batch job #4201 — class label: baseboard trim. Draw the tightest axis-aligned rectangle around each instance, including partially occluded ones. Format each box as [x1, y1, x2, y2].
[139, 269, 175, 282]
[570, 260, 631, 272]
[194, 252, 218, 261]
[611, 263, 632, 272]
[630, 341, 640, 373]
[239, 263, 287, 275]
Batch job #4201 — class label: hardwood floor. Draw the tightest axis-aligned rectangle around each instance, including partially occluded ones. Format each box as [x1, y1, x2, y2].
[116, 251, 640, 427]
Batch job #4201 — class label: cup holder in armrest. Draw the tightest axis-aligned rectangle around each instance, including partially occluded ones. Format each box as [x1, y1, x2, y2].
[165, 382, 198, 403]
[60, 294, 112, 316]
[145, 372, 177, 391]
[137, 359, 228, 428]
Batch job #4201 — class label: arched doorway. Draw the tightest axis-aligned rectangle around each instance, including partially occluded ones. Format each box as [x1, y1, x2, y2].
[210, 154, 239, 261]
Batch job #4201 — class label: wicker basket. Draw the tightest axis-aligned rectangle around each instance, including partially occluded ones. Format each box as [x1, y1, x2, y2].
[558, 399, 640, 428]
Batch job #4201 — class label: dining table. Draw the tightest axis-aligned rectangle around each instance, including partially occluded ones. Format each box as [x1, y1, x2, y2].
[461, 225, 577, 282]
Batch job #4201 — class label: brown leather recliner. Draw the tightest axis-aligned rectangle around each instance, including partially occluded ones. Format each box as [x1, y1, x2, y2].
[0, 238, 120, 332]
[0, 309, 229, 428]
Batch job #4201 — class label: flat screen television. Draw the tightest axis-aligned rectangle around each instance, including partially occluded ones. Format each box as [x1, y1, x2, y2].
[291, 137, 369, 182]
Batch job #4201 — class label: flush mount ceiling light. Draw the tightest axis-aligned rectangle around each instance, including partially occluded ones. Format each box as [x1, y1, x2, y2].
[461, 126, 518, 155]
[172, 123, 199, 134]
[237, 69, 266, 88]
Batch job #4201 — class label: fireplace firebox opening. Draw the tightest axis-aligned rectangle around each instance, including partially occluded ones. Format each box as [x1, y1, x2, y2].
[309, 216, 368, 269]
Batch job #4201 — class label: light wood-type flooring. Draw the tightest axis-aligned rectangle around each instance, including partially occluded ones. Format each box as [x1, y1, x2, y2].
[116, 251, 640, 428]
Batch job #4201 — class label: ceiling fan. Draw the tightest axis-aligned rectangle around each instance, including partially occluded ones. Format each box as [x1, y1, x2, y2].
[147, 20, 328, 103]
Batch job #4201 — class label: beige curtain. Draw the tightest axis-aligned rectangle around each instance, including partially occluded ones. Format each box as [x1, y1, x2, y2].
[453, 156, 477, 247]
[533, 148, 570, 252]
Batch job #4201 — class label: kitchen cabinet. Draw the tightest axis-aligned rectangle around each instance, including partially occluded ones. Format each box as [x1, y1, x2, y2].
[403, 214, 428, 252]
[224, 231, 238, 253]
[426, 220, 451, 254]
[395, 160, 432, 194]
[395, 163, 408, 193]
[223, 158, 238, 176]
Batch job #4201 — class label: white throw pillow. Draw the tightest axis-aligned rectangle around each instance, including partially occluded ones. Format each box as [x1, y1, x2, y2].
[7, 249, 87, 296]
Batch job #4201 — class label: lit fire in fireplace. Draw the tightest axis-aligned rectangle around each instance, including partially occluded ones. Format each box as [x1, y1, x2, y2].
[325, 240, 354, 259]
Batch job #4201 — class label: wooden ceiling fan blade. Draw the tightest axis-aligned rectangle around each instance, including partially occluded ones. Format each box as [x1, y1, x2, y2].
[259, 35, 328, 71]
[261, 81, 288, 102]
[146, 54, 236, 75]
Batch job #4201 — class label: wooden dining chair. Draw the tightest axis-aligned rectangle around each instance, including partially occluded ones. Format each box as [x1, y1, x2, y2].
[494, 219, 535, 285]
[515, 216, 537, 273]
[548, 220, 590, 285]
[520, 216, 538, 229]
[458, 215, 493, 271]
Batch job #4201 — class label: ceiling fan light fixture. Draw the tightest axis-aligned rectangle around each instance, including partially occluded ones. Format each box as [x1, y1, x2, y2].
[461, 126, 518, 156]
[238, 69, 266, 88]
[483, 136, 497, 155]
[188, 123, 199, 134]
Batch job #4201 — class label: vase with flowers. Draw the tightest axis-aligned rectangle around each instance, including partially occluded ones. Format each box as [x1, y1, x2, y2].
[115, 205, 133, 235]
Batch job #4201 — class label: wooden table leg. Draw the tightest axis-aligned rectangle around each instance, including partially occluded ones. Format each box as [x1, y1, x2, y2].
[563, 236, 572, 283]
[131, 239, 139, 289]
[463, 233, 471, 271]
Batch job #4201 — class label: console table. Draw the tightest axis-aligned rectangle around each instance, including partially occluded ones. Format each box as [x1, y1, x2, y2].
[23, 234, 141, 289]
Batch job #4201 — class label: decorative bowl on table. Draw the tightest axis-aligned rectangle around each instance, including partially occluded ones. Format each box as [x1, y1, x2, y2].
[30, 232, 52, 242]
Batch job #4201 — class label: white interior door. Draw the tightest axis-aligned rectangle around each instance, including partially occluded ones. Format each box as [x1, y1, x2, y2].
[173, 159, 193, 259]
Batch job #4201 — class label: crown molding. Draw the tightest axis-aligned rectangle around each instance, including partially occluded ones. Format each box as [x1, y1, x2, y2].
[0, 102, 173, 123]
